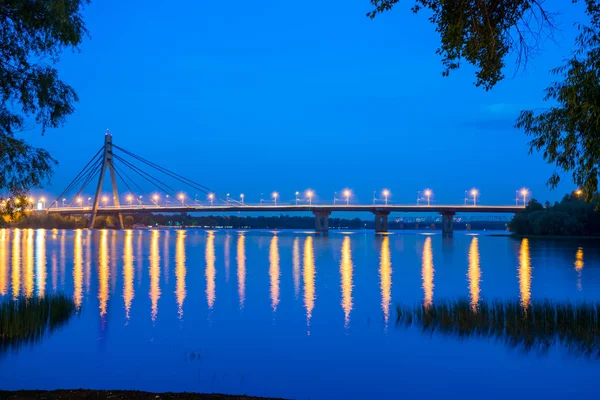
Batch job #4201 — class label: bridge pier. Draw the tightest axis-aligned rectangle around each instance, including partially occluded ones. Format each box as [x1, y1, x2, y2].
[374, 211, 390, 234]
[314, 210, 331, 236]
[441, 211, 455, 237]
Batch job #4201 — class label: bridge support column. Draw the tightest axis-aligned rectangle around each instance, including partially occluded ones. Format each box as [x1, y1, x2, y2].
[89, 133, 123, 229]
[313, 210, 331, 236]
[441, 211, 455, 238]
[374, 211, 390, 234]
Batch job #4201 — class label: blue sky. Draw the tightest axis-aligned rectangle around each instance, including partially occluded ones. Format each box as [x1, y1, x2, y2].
[25, 0, 587, 205]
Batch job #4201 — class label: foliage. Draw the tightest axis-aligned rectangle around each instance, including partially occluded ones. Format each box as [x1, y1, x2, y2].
[367, 0, 554, 90]
[509, 192, 600, 236]
[9, 213, 87, 229]
[368, 1, 600, 197]
[0, 1, 89, 204]
[0, 295, 75, 353]
[396, 298, 600, 356]
[123, 215, 134, 228]
[516, 0, 600, 201]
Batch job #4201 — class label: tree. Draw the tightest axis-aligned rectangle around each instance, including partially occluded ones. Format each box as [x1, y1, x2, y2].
[516, 1, 600, 202]
[1, 1, 89, 204]
[367, 0, 555, 90]
[123, 216, 135, 228]
[368, 1, 600, 198]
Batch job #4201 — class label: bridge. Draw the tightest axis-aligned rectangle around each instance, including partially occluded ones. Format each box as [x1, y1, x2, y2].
[44, 134, 524, 236]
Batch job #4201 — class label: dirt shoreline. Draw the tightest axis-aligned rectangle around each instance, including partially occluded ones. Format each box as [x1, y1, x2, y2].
[0, 390, 285, 400]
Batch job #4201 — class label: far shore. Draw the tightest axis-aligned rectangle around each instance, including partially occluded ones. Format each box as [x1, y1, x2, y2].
[0, 390, 284, 400]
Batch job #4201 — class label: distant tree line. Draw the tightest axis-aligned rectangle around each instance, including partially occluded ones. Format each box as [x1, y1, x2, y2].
[509, 193, 600, 236]
[5, 213, 507, 231]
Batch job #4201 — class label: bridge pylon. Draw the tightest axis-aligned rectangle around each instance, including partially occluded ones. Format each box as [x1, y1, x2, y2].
[89, 133, 123, 229]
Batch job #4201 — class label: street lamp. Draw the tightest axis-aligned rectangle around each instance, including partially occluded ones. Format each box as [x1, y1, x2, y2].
[102, 196, 108, 206]
[272, 192, 278, 205]
[382, 189, 390, 205]
[62, 198, 66, 207]
[126, 195, 133, 205]
[226, 193, 230, 204]
[295, 191, 299, 205]
[87, 197, 92, 206]
[343, 189, 351, 205]
[521, 189, 529, 205]
[240, 193, 245, 205]
[208, 193, 214, 206]
[424, 189, 432, 206]
[306, 190, 314, 205]
[179, 193, 185, 206]
[471, 189, 478, 206]
[575, 189, 583, 197]
[152, 194, 160, 206]
[39, 197, 46, 209]
[76, 197, 83, 206]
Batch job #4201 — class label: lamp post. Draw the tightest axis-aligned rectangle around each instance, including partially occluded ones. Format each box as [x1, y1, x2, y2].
[153, 194, 159, 206]
[77, 197, 83, 207]
[382, 189, 390, 205]
[102, 196, 108, 207]
[240, 193, 245, 205]
[307, 190, 313, 205]
[295, 191, 299, 205]
[471, 189, 478, 206]
[343, 190, 350, 205]
[226, 193, 230, 204]
[272, 192, 278, 205]
[62, 198, 66, 207]
[521, 189, 528, 206]
[208, 193, 214, 206]
[424, 190, 432, 206]
[179, 193, 185, 206]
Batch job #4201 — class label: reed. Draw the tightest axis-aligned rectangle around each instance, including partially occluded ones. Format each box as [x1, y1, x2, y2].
[0, 295, 75, 353]
[396, 299, 600, 356]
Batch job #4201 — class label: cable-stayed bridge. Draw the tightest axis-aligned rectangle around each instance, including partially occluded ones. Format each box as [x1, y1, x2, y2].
[46, 134, 524, 236]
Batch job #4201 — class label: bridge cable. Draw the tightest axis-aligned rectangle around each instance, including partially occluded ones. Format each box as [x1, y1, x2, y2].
[112, 152, 176, 196]
[112, 153, 176, 197]
[110, 161, 145, 205]
[66, 160, 104, 207]
[50, 147, 104, 208]
[56, 148, 103, 197]
[112, 145, 219, 198]
[112, 163, 146, 203]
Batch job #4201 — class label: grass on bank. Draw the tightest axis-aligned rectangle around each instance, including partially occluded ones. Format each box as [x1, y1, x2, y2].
[0, 295, 75, 353]
[397, 299, 600, 356]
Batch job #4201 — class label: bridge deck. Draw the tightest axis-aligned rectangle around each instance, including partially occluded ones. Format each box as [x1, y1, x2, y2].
[43, 204, 524, 215]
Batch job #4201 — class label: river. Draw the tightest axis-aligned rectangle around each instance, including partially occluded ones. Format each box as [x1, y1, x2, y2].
[0, 229, 599, 399]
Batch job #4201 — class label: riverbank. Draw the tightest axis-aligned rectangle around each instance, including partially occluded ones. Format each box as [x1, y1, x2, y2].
[0, 390, 284, 399]
[509, 233, 600, 240]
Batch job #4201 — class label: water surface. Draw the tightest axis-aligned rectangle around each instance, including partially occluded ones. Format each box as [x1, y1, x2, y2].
[1, 229, 599, 399]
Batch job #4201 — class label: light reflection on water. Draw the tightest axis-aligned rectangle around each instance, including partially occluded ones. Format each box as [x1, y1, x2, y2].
[0, 229, 599, 399]
[519, 238, 532, 309]
[468, 236, 480, 310]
